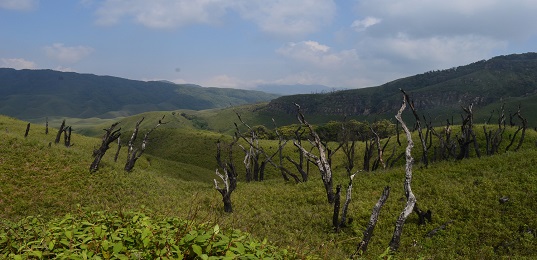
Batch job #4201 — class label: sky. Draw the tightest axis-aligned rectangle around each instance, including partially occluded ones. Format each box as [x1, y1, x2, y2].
[1, 0, 537, 90]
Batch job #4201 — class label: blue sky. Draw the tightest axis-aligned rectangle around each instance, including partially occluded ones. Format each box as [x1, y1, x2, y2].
[1, 0, 537, 90]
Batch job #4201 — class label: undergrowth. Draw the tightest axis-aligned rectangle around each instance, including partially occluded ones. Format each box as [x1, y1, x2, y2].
[0, 208, 302, 259]
[1, 115, 537, 259]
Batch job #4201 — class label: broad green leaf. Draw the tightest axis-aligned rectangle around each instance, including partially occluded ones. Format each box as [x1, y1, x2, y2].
[192, 244, 203, 256]
[141, 228, 151, 240]
[30, 251, 43, 259]
[142, 237, 150, 248]
[113, 242, 123, 253]
[65, 230, 73, 240]
[101, 240, 110, 251]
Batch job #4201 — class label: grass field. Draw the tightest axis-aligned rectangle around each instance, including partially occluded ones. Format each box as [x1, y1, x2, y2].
[1, 114, 537, 259]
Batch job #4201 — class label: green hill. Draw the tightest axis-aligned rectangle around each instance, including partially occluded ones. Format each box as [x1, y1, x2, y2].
[2, 113, 537, 258]
[0, 68, 279, 121]
[266, 52, 537, 126]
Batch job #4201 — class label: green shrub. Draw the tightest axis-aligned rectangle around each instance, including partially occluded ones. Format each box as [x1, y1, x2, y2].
[0, 209, 301, 259]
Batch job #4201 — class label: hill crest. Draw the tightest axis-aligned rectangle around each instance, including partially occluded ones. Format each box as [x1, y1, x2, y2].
[0, 68, 279, 121]
[265, 52, 537, 123]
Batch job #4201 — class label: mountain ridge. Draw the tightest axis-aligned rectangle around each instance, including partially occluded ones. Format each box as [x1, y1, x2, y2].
[0, 68, 279, 120]
[265, 52, 537, 123]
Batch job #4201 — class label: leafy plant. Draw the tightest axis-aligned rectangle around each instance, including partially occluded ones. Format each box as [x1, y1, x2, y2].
[0, 209, 301, 259]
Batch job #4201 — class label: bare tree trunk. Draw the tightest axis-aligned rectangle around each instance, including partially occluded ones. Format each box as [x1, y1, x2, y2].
[273, 118, 292, 182]
[90, 122, 121, 173]
[64, 126, 72, 147]
[514, 106, 527, 151]
[24, 123, 30, 138]
[484, 105, 506, 155]
[339, 172, 358, 230]
[332, 185, 342, 230]
[125, 116, 165, 172]
[214, 138, 239, 213]
[407, 96, 428, 167]
[55, 119, 66, 144]
[363, 138, 375, 171]
[370, 126, 386, 170]
[286, 156, 308, 182]
[294, 103, 335, 203]
[353, 186, 391, 257]
[126, 117, 144, 160]
[114, 137, 121, 162]
[457, 104, 478, 160]
[389, 89, 418, 252]
[214, 168, 237, 213]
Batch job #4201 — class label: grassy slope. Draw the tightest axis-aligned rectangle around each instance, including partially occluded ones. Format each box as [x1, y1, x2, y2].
[1, 115, 537, 258]
[0, 68, 279, 121]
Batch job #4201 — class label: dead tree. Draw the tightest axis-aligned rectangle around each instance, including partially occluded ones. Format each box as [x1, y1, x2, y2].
[273, 119, 301, 183]
[505, 105, 527, 152]
[126, 117, 144, 160]
[430, 120, 450, 161]
[286, 125, 309, 182]
[321, 139, 343, 169]
[389, 89, 419, 252]
[64, 126, 72, 147]
[483, 104, 506, 155]
[353, 186, 391, 257]
[338, 172, 358, 231]
[341, 125, 357, 177]
[214, 168, 237, 213]
[294, 103, 335, 204]
[362, 137, 375, 171]
[407, 96, 429, 166]
[456, 104, 480, 159]
[24, 123, 30, 138]
[114, 137, 121, 162]
[90, 122, 121, 173]
[332, 185, 342, 230]
[371, 132, 391, 171]
[125, 116, 165, 172]
[55, 119, 66, 144]
[214, 138, 239, 213]
[234, 113, 286, 181]
[514, 106, 527, 151]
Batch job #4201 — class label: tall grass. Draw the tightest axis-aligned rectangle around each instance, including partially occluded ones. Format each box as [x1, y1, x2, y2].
[1, 115, 536, 258]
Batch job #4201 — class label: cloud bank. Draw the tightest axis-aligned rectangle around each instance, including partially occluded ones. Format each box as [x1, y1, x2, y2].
[1, 58, 37, 69]
[43, 43, 94, 63]
[94, 0, 336, 37]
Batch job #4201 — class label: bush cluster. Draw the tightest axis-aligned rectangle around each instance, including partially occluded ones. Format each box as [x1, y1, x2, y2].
[0, 209, 298, 259]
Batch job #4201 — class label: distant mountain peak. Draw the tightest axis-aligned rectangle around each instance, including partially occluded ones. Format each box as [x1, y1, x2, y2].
[255, 84, 336, 95]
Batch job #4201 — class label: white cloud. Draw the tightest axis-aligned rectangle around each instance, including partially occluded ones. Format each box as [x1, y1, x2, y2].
[234, 0, 336, 37]
[1, 58, 37, 69]
[277, 41, 358, 69]
[351, 17, 381, 32]
[200, 74, 246, 88]
[95, 0, 230, 28]
[43, 43, 94, 63]
[93, 0, 335, 37]
[0, 0, 38, 11]
[337, 0, 537, 86]
[355, 0, 537, 40]
[374, 34, 506, 64]
[54, 66, 75, 72]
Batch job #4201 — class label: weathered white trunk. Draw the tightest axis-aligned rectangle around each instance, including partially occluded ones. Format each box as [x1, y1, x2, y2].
[389, 90, 417, 252]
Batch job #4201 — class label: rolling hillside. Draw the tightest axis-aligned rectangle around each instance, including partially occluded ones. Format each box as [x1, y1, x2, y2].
[266, 53, 537, 126]
[1, 114, 537, 258]
[0, 68, 278, 121]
